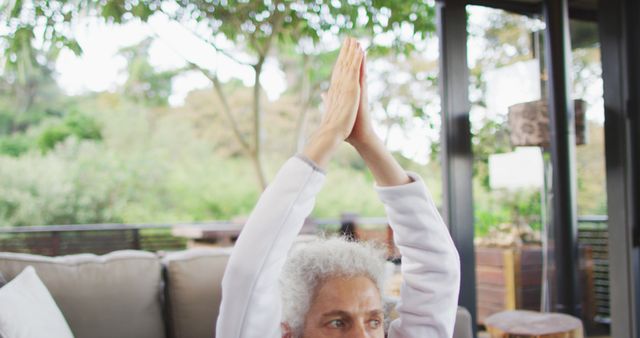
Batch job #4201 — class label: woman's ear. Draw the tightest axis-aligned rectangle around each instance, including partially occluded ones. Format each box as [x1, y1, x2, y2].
[281, 323, 293, 338]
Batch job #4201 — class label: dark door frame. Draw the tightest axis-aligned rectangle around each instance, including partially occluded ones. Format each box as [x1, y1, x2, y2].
[597, 0, 640, 336]
[437, 0, 638, 336]
[541, 0, 582, 317]
[436, 0, 477, 336]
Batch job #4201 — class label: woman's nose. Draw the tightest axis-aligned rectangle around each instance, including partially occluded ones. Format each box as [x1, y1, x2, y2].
[349, 322, 370, 338]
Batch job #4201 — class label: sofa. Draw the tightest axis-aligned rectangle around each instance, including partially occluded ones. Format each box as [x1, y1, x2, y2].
[0, 248, 473, 338]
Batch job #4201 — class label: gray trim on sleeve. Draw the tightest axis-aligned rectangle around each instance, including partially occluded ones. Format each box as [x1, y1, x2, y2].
[294, 154, 327, 175]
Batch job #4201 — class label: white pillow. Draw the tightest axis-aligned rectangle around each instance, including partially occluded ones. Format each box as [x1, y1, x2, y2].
[0, 266, 74, 338]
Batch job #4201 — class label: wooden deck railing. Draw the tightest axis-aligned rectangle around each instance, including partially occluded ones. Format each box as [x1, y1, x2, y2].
[0, 223, 190, 256]
[576, 215, 610, 324]
[0, 216, 389, 256]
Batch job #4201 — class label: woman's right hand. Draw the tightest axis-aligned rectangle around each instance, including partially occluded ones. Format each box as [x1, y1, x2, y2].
[303, 37, 364, 169]
[319, 37, 365, 141]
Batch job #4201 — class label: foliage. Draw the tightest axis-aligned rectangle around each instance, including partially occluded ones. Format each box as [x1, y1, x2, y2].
[0, 93, 388, 226]
[0, 141, 122, 226]
[118, 38, 180, 106]
[36, 112, 102, 153]
[473, 185, 542, 238]
[0, 59, 65, 135]
[0, 1, 79, 134]
[467, 8, 606, 236]
[575, 122, 607, 215]
[1, 0, 439, 190]
[0, 133, 30, 156]
[466, 10, 542, 232]
[471, 118, 512, 190]
[0, 4, 607, 237]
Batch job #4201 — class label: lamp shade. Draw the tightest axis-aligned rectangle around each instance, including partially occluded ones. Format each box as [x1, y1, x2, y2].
[508, 99, 587, 148]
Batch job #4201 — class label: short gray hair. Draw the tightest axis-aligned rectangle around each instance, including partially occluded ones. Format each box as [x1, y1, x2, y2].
[279, 236, 387, 336]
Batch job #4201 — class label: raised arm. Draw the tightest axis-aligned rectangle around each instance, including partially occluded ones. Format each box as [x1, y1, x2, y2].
[376, 174, 461, 337]
[349, 56, 461, 337]
[215, 38, 364, 338]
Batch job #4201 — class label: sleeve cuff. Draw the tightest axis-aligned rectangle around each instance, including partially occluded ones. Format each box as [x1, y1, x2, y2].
[374, 172, 432, 203]
[374, 171, 421, 191]
[294, 154, 326, 175]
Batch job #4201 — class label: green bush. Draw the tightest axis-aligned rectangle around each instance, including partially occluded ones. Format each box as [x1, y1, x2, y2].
[0, 111, 14, 135]
[64, 112, 102, 140]
[36, 112, 102, 153]
[37, 123, 71, 152]
[0, 135, 31, 157]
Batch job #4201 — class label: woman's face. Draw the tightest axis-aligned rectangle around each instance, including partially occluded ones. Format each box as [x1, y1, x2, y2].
[300, 275, 384, 338]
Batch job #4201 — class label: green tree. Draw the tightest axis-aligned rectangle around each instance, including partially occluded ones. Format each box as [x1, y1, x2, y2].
[118, 38, 180, 106]
[2, 0, 437, 190]
[0, 0, 85, 133]
[0, 29, 66, 135]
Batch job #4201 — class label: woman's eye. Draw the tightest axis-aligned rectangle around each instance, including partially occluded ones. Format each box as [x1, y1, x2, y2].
[368, 319, 381, 329]
[328, 319, 345, 328]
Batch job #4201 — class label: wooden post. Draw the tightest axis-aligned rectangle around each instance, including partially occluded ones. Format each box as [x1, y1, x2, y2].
[51, 232, 60, 256]
[132, 229, 141, 250]
[503, 249, 517, 310]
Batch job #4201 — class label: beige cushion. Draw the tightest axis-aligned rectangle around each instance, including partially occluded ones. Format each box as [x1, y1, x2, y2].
[0, 251, 165, 338]
[162, 248, 231, 338]
[0, 266, 74, 338]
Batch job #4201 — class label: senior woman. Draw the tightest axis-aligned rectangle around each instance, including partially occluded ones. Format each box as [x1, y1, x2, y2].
[216, 37, 461, 338]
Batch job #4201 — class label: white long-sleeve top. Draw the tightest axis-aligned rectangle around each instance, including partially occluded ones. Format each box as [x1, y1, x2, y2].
[215, 156, 461, 337]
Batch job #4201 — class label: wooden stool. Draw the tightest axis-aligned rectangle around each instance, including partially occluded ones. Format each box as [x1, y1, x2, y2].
[485, 310, 583, 338]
